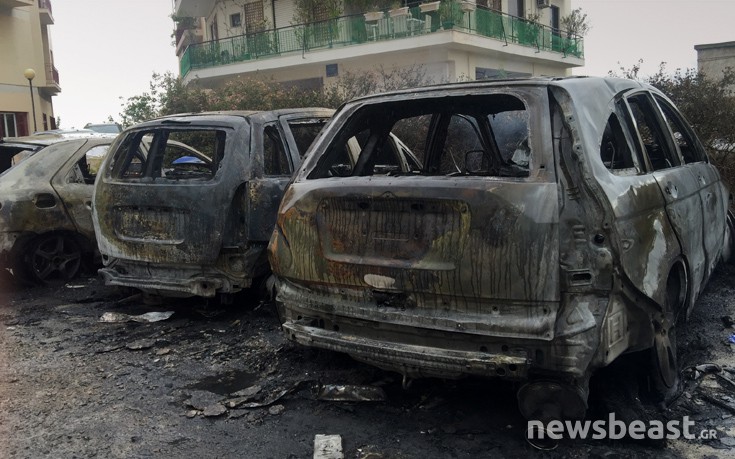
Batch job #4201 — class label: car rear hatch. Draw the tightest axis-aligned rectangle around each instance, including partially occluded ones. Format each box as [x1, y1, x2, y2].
[94, 118, 246, 267]
[272, 87, 561, 340]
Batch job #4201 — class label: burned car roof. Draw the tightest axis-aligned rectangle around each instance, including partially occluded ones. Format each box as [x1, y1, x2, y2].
[0, 133, 117, 176]
[130, 109, 335, 129]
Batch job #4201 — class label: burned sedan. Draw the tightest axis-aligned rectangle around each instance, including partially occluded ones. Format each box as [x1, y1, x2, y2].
[268, 77, 734, 421]
[0, 136, 115, 284]
[93, 109, 332, 300]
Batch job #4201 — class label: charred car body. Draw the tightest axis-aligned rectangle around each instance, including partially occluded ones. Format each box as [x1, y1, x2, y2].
[93, 109, 332, 299]
[0, 135, 115, 284]
[268, 77, 734, 421]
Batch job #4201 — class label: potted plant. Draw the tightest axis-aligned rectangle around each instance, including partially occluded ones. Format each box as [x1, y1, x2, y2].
[438, 0, 462, 29]
[460, 1, 476, 12]
[389, 1, 409, 17]
[364, 5, 384, 22]
[419, 1, 440, 13]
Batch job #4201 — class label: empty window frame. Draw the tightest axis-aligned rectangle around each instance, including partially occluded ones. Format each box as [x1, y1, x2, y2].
[263, 124, 291, 176]
[654, 96, 706, 164]
[109, 129, 226, 181]
[68, 144, 110, 184]
[287, 118, 329, 158]
[622, 93, 679, 171]
[308, 94, 531, 179]
[599, 113, 640, 174]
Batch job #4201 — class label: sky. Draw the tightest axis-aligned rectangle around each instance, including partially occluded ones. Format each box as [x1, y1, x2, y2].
[51, 0, 735, 129]
[52, 0, 179, 129]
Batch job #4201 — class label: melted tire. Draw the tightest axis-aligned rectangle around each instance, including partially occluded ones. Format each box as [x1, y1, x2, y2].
[645, 268, 685, 405]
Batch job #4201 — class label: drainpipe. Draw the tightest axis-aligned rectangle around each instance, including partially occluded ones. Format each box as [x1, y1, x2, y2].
[271, 0, 276, 29]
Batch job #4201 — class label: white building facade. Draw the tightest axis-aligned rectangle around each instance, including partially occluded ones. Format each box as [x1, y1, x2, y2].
[174, 0, 584, 89]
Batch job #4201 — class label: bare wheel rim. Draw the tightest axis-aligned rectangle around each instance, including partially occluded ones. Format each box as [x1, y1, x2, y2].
[29, 235, 82, 284]
[653, 316, 677, 388]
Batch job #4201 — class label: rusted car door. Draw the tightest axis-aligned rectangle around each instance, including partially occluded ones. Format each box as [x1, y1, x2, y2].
[246, 115, 328, 242]
[51, 142, 110, 241]
[95, 123, 236, 266]
[653, 95, 728, 283]
[620, 91, 708, 308]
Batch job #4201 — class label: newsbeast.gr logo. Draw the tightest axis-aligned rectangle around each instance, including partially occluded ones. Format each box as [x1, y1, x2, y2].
[527, 413, 717, 447]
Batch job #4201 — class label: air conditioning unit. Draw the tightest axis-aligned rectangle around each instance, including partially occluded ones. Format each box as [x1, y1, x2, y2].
[537, 0, 550, 8]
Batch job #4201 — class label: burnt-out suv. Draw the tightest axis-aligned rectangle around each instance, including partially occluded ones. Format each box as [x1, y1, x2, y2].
[93, 109, 332, 299]
[268, 78, 734, 421]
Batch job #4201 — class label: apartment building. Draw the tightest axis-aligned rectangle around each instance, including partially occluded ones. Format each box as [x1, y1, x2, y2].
[174, 0, 584, 89]
[0, 0, 60, 137]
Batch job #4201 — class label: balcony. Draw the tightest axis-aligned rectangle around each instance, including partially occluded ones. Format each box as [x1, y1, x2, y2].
[42, 62, 60, 95]
[175, 18, 205, 57]
[179, 3, 584, 78]
[174, 0, 215, 18]
[38, 0, 53, 25]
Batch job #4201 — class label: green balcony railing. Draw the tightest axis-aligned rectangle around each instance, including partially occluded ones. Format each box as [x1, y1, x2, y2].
[180, 2, 584, 77]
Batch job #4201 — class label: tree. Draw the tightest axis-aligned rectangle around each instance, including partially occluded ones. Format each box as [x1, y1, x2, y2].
[560, 7, 590, 38]
[293, 0, 343, 23]
[119, 72, 209, 127]
[119, 65, 434, 127]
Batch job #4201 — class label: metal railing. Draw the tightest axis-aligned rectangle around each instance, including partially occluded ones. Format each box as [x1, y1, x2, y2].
[45, 62, 59, 86]
[180, 2, 584, 77]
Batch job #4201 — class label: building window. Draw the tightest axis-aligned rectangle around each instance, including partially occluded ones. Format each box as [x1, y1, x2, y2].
[509, 0, 524, 17]
[0, 113, 18, 138]
[244, 1, 265, 32]
[209, 15, 219, 40]
[326, 63, 338, 78]
[477, 0, 501, 11]
[475, 67, 531, 80]
[43, 113, 48, 131]
[230, 13, 242, 28]
[550, 5, 560, 35]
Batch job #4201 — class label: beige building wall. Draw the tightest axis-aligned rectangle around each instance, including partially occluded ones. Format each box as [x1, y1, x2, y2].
[695, 41, 735, 80]
[0, 1, 58, 136]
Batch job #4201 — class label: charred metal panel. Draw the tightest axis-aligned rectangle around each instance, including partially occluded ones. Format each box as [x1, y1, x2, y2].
[93, 109, 333, 297]
[0, 138, 112, 255]
[112, 206, 189, 244]
[276, 178, 560, 305]
[269, 77, 732, 404]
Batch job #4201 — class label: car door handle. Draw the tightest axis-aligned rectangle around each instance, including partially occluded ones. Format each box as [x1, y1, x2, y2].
[85, 200, 92, 210]
[665, 183, 678, 198]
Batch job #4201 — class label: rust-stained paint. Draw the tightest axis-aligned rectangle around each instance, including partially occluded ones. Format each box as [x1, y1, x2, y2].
[93, 109, 333, 298]
[268, 77, 732, 419]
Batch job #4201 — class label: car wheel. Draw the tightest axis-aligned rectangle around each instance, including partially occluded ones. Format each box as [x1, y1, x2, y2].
[647, 268, 685, 404]
[23, 234, 83, 285]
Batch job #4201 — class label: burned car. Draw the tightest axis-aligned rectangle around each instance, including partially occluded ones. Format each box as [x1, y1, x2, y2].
[268, 77, 734, 421]
[93, 109, 333, 299]
[0, 135, 115, 284]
